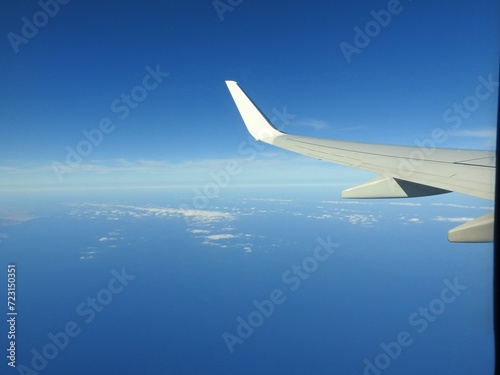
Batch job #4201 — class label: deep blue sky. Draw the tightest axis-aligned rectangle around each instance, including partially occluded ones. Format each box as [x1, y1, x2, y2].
[0, 3, 497, 372]
[0, 0, 498, 190]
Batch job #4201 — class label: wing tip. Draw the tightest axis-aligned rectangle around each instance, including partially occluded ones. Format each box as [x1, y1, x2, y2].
[225, 80, 284, 141]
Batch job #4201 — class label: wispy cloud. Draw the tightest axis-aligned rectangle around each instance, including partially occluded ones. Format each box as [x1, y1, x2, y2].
[68, 203, 261, 255]
[399, 216, 422, 224]
[322, 200, 372, 205]
[205, 234, 237, 240]
[0, 233, 9, 244]
[0, 155, 361, 191]
[445, 127, 497, 149]
[432, 203, 493, 210]
[333, 125, 368, 132]
[307, 214, 334, 220]
[189, 229, 210, 234]
[345, 214, 378, 225]
[292, 119, 330, 130]
[390, 202, 422, 206]
[432, 216, 474, 223]
[407, 218, 422, 223]
[291, 119, 368, 133]
[446, 128, 496, 138]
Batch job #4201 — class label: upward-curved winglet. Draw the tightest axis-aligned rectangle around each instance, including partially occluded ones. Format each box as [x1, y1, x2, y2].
[225, 81, 284, 142]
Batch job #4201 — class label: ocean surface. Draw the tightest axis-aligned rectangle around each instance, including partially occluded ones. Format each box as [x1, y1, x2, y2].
[0, 187, 494, 374]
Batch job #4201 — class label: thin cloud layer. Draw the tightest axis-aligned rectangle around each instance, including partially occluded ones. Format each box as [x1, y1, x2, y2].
[65, 193, 492, 259]
[432, 216, 474, 223]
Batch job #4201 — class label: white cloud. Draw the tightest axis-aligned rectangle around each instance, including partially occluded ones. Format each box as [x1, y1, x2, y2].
[432, 203, 493, 210]
[307, 214, 334, 220]
[432, 203, 475, 209]
[70, 203, 236, 223]
[292, 119, 330, 130]
[205, 234, 237, 240]
[322, 200, 371, 205]
[0, 232, 8, 244]
[390, 202, 422, 206]
[1, 152, 366, 192]
[346, 214, 378, 225]
[432, 216, 474, 223]
[244, 198, 293, 203]
[407, 218, 422, 224]
[447, 128, 496, 138]
[445, 127, 496, 149]
[399, 215, 423, 224]
[334, 125, 368, 132]
[68, 203, 242, 252]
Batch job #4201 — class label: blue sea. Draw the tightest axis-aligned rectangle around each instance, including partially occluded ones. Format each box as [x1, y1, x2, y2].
[0, 187, 494, 374]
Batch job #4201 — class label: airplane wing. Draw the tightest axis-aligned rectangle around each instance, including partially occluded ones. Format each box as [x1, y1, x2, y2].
[225, 80, 496, 243]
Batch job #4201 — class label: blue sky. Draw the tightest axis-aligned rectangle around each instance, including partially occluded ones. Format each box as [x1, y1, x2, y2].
[0, 0, 498, 191]
[0, 3, 496, 373]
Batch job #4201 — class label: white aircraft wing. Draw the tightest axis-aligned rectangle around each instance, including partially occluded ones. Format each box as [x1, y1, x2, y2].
[225, 80, 496, 243]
